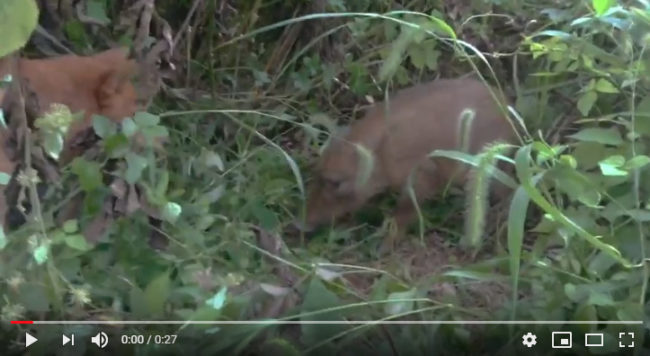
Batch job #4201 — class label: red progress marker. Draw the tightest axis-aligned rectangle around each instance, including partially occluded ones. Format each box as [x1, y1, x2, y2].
[11, 321, 34, 324]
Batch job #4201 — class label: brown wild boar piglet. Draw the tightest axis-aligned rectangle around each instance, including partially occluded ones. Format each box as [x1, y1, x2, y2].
[16, 48, 139, 163]
[0, 48, 140, 230]
[301, 78, 516, 247]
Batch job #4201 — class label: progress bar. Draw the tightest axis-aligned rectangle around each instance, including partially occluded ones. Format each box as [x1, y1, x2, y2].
[11, 320, 644, 325]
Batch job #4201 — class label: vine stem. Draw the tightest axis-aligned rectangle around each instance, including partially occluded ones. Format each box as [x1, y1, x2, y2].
[631, 43, 649, 310]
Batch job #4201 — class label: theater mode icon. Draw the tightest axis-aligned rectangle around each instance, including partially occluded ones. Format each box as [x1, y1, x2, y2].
[552, 331, 572, 349]
[584, 333, 603, 347]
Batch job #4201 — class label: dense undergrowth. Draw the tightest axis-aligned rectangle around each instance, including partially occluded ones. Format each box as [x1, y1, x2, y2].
[1, 0, 649, 355]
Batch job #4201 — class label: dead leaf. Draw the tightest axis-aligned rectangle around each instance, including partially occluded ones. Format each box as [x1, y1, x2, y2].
[56, 194, 84, 226]
[126, 183, 140, 215]
[147, 217, 168, 250]
[193, 267, 216, 291]
[82, 210, 113, 244]
[259, 283, 291, 297]
[255, 225, 282, 255]
[138, 188, 161, 219]
[110, 178, 128, 198]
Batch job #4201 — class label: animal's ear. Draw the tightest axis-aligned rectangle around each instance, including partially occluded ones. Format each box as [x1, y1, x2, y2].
[96, 50, 136, 99]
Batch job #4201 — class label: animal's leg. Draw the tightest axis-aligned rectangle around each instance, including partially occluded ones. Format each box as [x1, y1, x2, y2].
[381, 161, 440, 253]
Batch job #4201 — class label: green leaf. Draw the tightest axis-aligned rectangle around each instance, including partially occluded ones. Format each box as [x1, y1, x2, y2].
[515, 145, 631, 266]
[104, 133, 130, 158]
[177, 305, 221, 322]
[624, 155, 650, 169]
[559, 154, 577, 169]
[300, 278, 343, 346]
[250, 200, 278, 230]
[205, 287, 228, 310]
[86, 0, 110, 25]
[507, 184, 530, 320]
[408, 45, 426, 70]
[616, 303, 642, 321]
[0, 172, 10, 185]
[141, 125, 168, 143]
[635, 96, 650, 136]
[64, 20, 89, 49]
[577, 189, 602, 207]
[0, 226, 6, 250]
[129, 287, 148, 319]
[262, 339, 300, 356]
[121, 118, 138, 137]
[568, 127, 623, 146]
[133, 112, 160, 127]
[384, 288, 417, 315]
[618, 209, 650, 222]
[40, 131, 64, 160]
[155, 171, 169, 198]
[50, 230, 67, 244]
[92, 115, 116, 138]
[161, 202, 182, 224]
[587, 292, 614, 306]
[20, 284, 50, 312]
[0, 0, 39, 57]
[593, 0, 615, 16]
[0, 108, 6, 128]
[71, 158, 103, 192]
[201, 150, 225, 171]
[594, 78, 619, 93]
[62, 219, 79, 234]
[572, 141, 607, 169]
[64, 234, 92, 251]
[598, 155, 628, 176]
[124, 152, 148, 183]
[428, 15, 456, 39]
[33, 242, 49, 265]
[379, 27, 414, 81]
[573, 302, 598, 332]
[144, 272, 171, 316]
[422, 41, 440, 70]
[533, 142, 561, 163]
[429, 149, 518, 189]
[577, 90, 598, 116]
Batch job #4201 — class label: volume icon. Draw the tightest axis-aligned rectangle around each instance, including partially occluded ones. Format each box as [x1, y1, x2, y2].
[90, 332, 108, 348]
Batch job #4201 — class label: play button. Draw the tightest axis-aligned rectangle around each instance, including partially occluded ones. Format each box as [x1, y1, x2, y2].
[25, 332, 37, 347]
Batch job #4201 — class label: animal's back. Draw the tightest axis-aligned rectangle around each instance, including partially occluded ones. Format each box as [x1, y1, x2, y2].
[348, 78, 513, 187]
[16, 48, 138, 162]
[17, 48, 135, 120]
[303, 77, 516, 232]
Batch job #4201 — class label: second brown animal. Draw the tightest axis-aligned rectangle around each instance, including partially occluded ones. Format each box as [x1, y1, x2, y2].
[302, 77, 517, 250]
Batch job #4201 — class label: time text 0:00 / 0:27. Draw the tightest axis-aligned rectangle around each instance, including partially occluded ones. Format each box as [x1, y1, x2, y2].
[120, 334, 178, 345]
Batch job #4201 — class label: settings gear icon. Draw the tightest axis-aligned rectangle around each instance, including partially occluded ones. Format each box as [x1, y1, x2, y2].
[522, 332, 537, 347]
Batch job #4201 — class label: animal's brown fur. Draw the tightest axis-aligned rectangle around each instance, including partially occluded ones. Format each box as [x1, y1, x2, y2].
[303, 78, 516, 247]
[0, 48, 139, 230]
